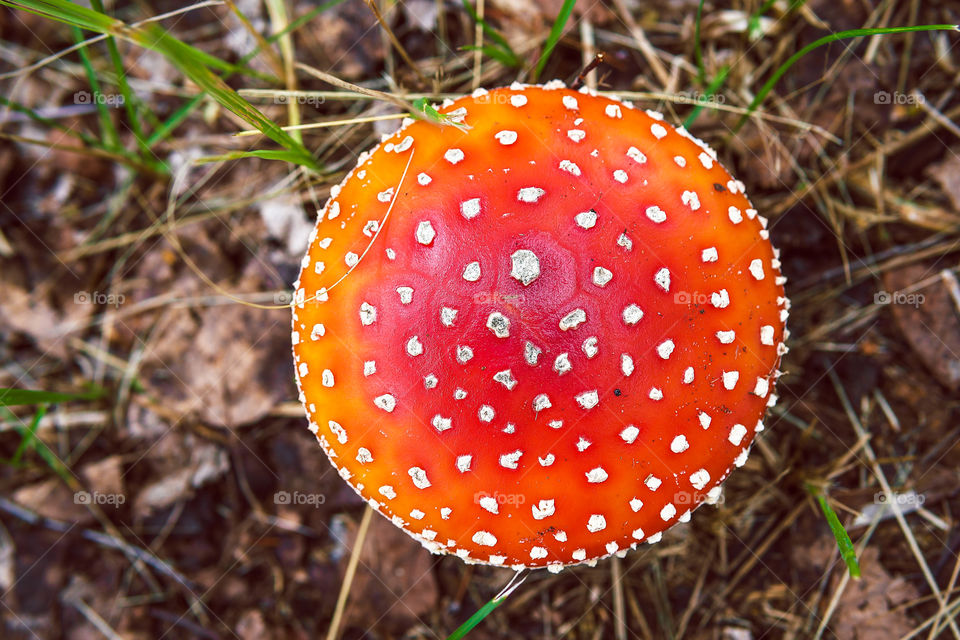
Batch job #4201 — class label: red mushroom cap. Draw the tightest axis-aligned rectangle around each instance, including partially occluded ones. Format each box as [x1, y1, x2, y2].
[291, 82, 789, 571]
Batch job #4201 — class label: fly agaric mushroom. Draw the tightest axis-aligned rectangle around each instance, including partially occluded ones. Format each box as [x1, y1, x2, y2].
[291, 81, 789, 571]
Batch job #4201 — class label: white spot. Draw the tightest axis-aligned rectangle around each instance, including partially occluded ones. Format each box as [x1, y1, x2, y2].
[530, 546, 548, 560]
[486, 312, 510, 338]
[575, 210, 598, 229]
[357, 448, 373, 464]
[510, 94, 527, 107]
[444, 148, 465, 164]
[538, 454, 555, 467]
[456, 455, 471, 472]
[702, 247, 718, 263]
[432, 415, 452, 432]
[525, 342, 542, 365]
[655, 267, 671, 292]
[627, 146, 647, 164]
[592, 266, 613, 287]
[613, 169, 628, 183]
[683, 367, 694, 384]
[310, 324, 325, 341]
[660, 503, 677, 521]
[567, 129, 586, 142]
[379, 485, 397, 499]
[646, 533, 663, 544]
[359, 302, 377, 326]
[532, 499, 555, 520]
[646, 206, 667, 223]
[460, 198, 481, 219]
[622, 304, 644, 325]
[728, 206, 743, 224]
[722, 370, 740, 390]
[648, 387, 663, 401]
[410, 509, 425, 520]
[396, 286, 413, 304]
[587, 514, 606, 532]
[518, 187, 545, 203]
[377, 187, 394, 203]
[417, 172, 432, 185]
[670, 435, 689, 453]
[690, 469, 710, 490]
[441, 507, 452, 519]
[617, 233, 633, 250]
[559, 160, 581, 176]
[559, 308, 587, 330]
[562, 95, 578, 110]
[572, 549, 587, 561]
[532, 393, 552, 413]
[749, 259, 766, 280]
[344, 252, 359, 267]
[760, 325, 775, 346]
[374, 394, 396, 412]
[729, 423, 748, 446]
[495, 130, 518, 145]
[553, 353, 572, 375]
[674, 155, 687, 167]
[510, 249, 540, 285]
[441, 307, 458, 327]
[409, 466, 431, 489]
[462, 261, 481, 282]
[364, 361, 376, 376]
[493, 369, 517, 390]
[472, 531, 497, 546]
[698, 411, 712, 429]
[478, 405, 495, 422]
[416, 220, 436, 245]
[651, 123, 667, 139]
[582, 336, 598, 358]
[711, 289, 730, 308]
[322, 369, 335, 387]
[586, 467, 608, 483]
[479, 496, 499, 514]
[298, 362, 309, 378]
[605, 103, 622, 118]
[682, 190, 701, 211]
[577, 437, 592, 452]
[620, 425, 639, 443]
[716, 330, 736, 344]
[645, 475, 662, 490]
[575, 390, 599, 409]
[621, 353, 635, 376]
[499, 450, 522, 469]
[406, 336, 424, 356]
[753, 377, 770, 397]
[656, 340, 675, 359]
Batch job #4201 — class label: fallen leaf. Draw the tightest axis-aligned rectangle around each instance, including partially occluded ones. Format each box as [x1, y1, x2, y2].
[829, 547, 919, 640]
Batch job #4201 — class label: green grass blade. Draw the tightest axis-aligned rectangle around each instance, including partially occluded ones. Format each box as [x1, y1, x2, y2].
[0, 387, 104, 407]
[816, 494, 861, 578]
[683, 65, 729, 128]
[445, 572, 525, 640]
[196, 149, 318, 164]
[89, 0, 150, 157]
[70, 24, 120, 150]
[738, 24, 958, 130]
[532, 0, 576, 82]
[0, 95, 100, 147]
[460, 0, 520, 67]
[9, 405, 47, 465]
[461, 44, 521, 68]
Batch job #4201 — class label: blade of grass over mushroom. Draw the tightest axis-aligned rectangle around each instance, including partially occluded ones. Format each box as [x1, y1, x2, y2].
[806, 483, 861, 579]
[737, 24, 959, 130]
[531, 0, 577, 83]
[445, 572, 526, 640]
[460, 0, 520, 67]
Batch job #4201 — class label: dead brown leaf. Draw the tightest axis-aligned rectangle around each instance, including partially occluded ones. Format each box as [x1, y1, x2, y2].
[829, 547, 919, 640]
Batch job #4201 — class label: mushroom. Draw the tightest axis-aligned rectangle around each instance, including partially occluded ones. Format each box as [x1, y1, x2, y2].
[291, 81, 789, 571]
